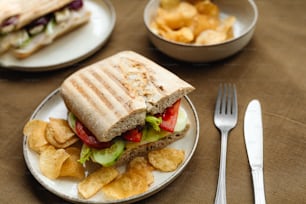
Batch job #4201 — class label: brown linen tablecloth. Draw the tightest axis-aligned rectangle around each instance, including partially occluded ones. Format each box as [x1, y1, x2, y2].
[1, 0, 306, 203]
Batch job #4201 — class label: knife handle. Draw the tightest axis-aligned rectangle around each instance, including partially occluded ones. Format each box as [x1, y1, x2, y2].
[251, 168, 266, 204]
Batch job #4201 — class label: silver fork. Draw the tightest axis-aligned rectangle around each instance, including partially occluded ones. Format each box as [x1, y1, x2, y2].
[214, 84, 238, 204]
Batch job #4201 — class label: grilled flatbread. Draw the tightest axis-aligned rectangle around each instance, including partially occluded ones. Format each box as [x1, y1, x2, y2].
[60, 51, 195, 142]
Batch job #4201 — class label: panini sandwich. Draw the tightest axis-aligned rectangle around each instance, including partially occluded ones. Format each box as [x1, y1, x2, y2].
[60, 51, 195, 167]
[0, 0, 90, 58]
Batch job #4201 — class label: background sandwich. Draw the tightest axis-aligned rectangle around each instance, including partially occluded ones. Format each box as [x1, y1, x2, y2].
[0, 0, 21, 54]
[0, 0, 90, 58]
[60, 51, 195, 167]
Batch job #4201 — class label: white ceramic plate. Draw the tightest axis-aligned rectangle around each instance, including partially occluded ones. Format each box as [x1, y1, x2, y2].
[23, 88, 200, 203]
[0, 0, 115, 72]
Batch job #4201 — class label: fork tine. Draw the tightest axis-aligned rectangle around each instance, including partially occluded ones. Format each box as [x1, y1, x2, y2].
[221, 84, 228, 114]
[226, 84, 236, 115]
[232, 84, 238, 116]
[226, 84, 232, 114]
[215, 84, 223, 115]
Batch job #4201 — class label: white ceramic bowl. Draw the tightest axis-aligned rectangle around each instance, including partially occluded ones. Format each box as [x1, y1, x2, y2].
[144, 0, 258, 63]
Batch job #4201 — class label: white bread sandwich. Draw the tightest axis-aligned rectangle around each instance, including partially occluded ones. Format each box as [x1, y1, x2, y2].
[60, 51, 195, 167]
[0, 0, 90, 58]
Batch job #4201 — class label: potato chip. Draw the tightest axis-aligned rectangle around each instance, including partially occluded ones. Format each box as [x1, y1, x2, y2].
[102, 170, 150, 200]
[192, 14, 219, 37]
[160, 0, 180, 9]
[156, 2, 197, 30]
[102, 157, 154, 200]
[195, 29, 227, 45]
[150, 0, 236, 45]
[148, 148, 185, 172]
[195, 0, 219, 17]
[78, 167, 119, 199]
[59, 147, 85, 180]
[45, 119, 79, 148]
[164, 26, 194, 43]
[39, 146, 70, 179]
[128, 157, 154, 186]
[23, 119, 49, 153]
[195, 16, 236, 45]
[48, 118, 75, 143]
[128, 156, 153, 171]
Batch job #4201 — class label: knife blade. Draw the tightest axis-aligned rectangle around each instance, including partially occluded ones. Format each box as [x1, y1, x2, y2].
[244, 99, 266, 204]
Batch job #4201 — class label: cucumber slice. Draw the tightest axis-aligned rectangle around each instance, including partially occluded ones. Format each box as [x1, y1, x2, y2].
[91, 139, 125, 167]
[67, 112, 76, 131]
[174, 107, 187, 132]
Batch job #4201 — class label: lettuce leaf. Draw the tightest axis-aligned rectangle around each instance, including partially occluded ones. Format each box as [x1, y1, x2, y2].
[79, 144, 92, 164]
[145, 115, 162, 131]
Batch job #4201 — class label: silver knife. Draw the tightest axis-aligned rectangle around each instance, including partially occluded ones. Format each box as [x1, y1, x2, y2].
[244, 100, 266, 204]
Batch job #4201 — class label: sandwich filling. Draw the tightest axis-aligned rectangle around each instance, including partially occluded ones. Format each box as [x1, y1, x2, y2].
[67, 99, 188, 167]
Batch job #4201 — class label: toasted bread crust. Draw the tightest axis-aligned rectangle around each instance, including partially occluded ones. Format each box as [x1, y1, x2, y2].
[115, 124, 190, 166]
[61, 51, 195, 142]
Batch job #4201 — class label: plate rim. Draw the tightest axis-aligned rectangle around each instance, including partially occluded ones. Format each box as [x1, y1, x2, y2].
[0, 0, 116, 72]
[23, 88, 200, 204]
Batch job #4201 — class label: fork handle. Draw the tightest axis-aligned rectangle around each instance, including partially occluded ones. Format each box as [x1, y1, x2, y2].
[214, 131, 228, 204]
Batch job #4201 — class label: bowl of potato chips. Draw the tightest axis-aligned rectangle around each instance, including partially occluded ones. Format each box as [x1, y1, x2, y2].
[144, 0, 258, 62]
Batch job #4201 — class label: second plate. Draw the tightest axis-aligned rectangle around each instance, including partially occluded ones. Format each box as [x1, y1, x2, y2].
[0, 0, 116, 71]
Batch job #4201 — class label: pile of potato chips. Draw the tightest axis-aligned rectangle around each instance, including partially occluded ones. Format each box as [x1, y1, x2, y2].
[24, 118, 185, 200]
[24, 119, 84, 179]
[150, 0, 236, 45]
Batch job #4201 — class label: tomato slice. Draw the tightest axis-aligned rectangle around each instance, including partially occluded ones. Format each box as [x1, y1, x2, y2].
[122, 127, 142, 142]
[75, 121, 113, 149]
[159, 99, 181, 132]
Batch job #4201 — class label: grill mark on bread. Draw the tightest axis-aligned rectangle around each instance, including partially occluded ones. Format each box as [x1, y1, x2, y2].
[148, 74, 167, 95]
[69, 78, 111, 128]
[142, 64, 168, 96]
[78, 73, 122, 119]
[92, 69, 132, 112]
[70, 76, 118, 126]
[100, 63, 149, 112]
[102, 65, 136, 98]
